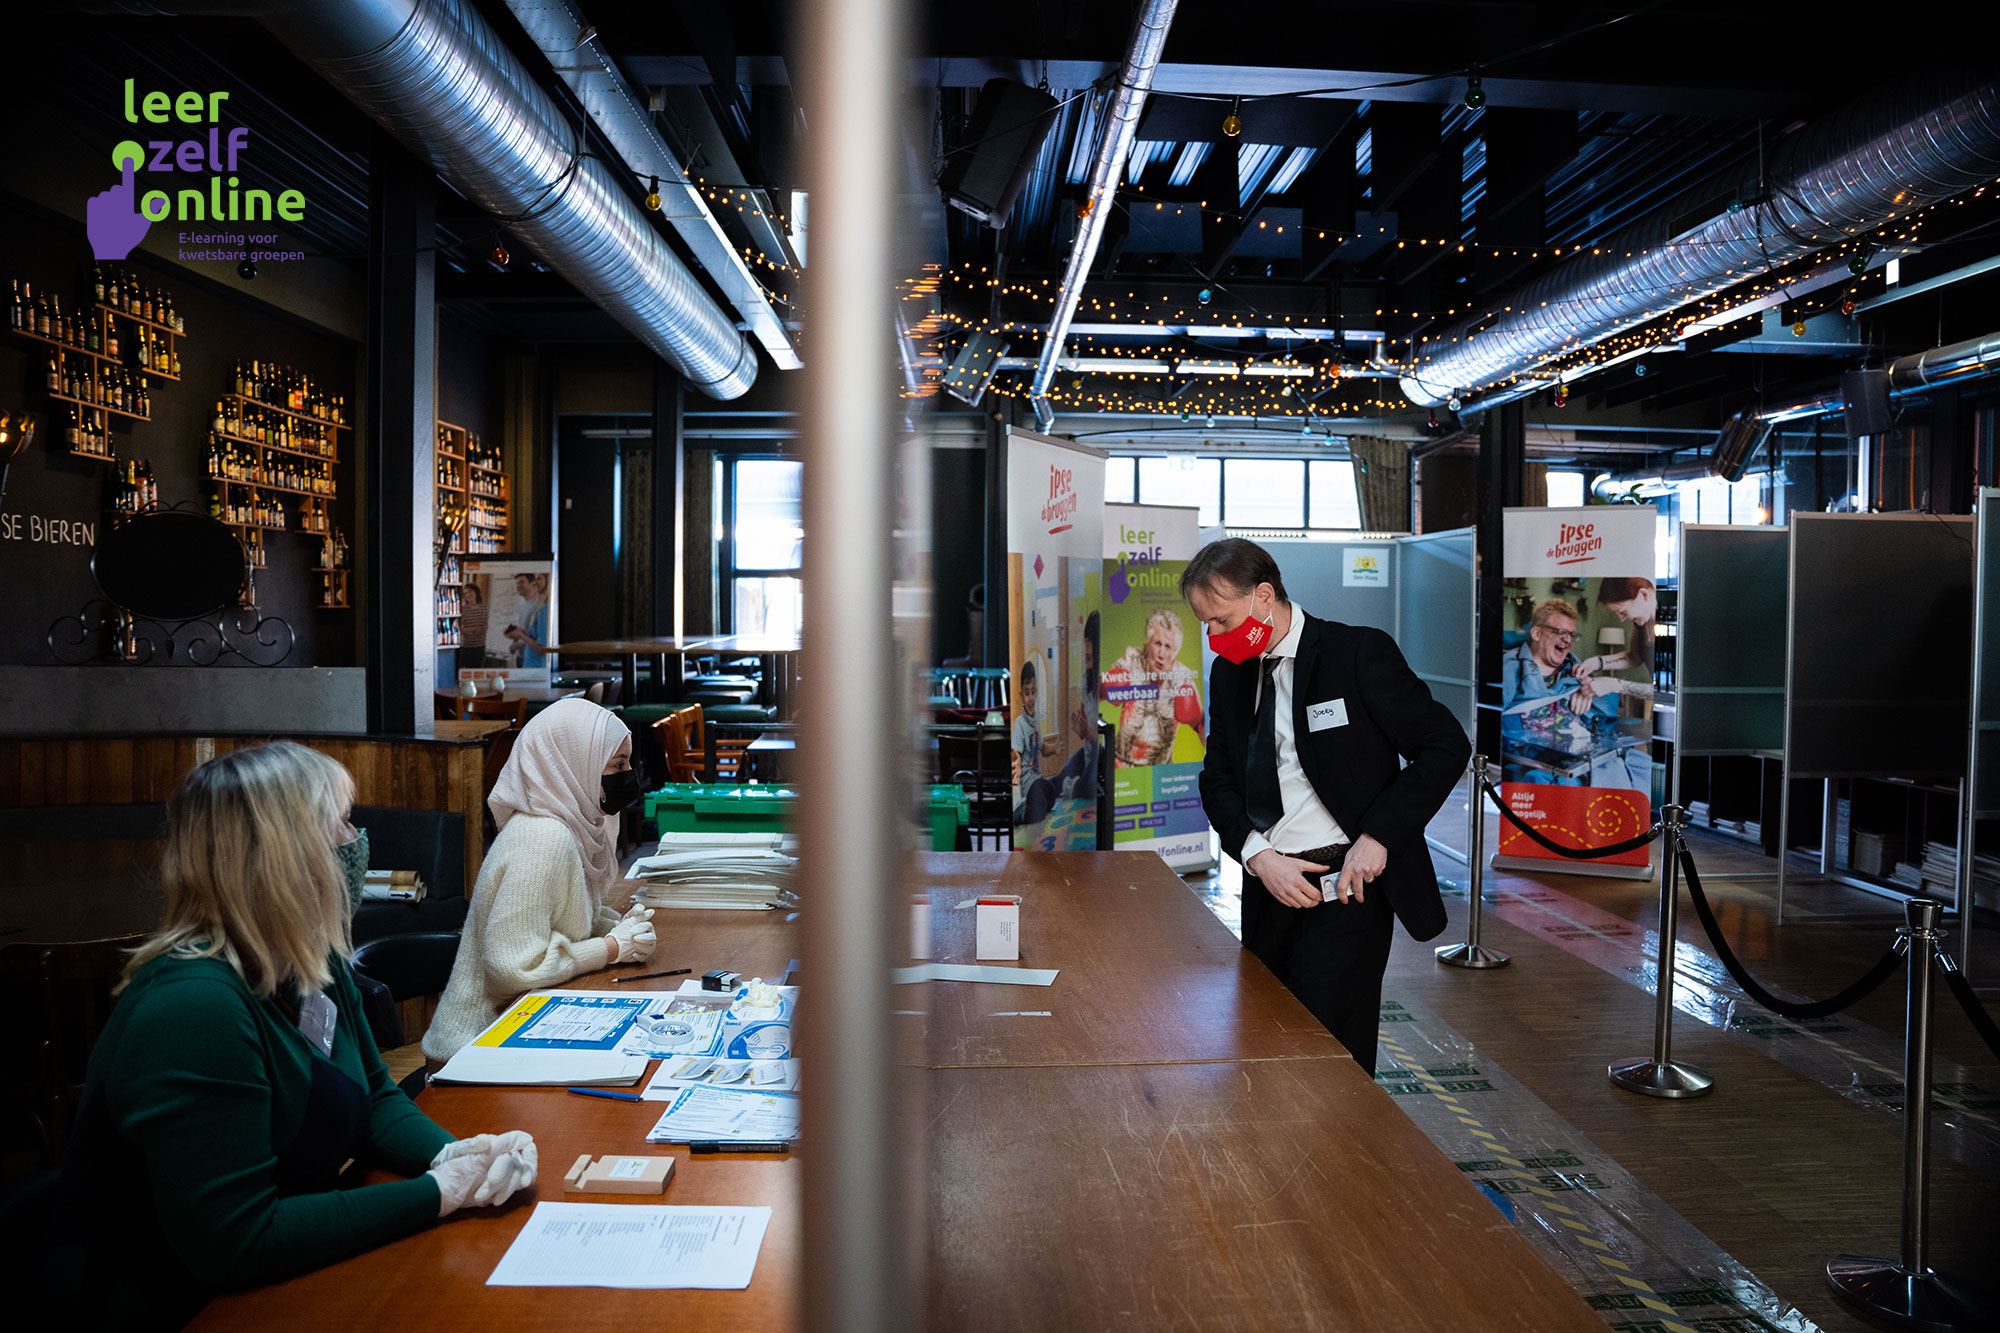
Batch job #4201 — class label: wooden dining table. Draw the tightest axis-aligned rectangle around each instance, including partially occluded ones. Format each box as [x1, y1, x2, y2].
[190, 851, 1602, 1331]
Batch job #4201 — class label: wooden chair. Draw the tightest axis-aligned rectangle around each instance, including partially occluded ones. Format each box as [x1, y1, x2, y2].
[0, 934, 147, 1163]
[455, 696, 530, 727]
[650, 705, 752, 783]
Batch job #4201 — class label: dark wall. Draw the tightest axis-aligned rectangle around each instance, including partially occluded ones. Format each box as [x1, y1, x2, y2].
[931, 445, 985, 663]
[0, 194, 357, 666]
[557, 420, 617, 643]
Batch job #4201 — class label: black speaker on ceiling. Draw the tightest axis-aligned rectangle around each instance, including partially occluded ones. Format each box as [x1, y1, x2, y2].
[1843, 368, 1892, 441]
[938, 79, 1059, 229]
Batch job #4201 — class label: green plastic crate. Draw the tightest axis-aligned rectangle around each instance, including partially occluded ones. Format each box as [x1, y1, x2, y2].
[643, 782, 968, 850]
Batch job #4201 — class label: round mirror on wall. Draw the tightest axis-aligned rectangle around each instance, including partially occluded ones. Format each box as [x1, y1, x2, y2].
[91, 509, 248, 620]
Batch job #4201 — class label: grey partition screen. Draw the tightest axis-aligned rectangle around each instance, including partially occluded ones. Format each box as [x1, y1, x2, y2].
[1394, 527, 1476, 736]
[1785, 512, 1974, 780]
[1265, 537, 1399, 635]
[1969, 490, 2000, 819]
[1677, 526, 1790, 761]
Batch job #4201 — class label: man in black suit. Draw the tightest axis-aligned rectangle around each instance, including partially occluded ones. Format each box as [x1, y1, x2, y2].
[1184, 538, 1470, 1073]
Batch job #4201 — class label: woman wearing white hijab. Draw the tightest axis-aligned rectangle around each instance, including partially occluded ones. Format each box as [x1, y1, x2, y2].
[423, 699, 657, 1061]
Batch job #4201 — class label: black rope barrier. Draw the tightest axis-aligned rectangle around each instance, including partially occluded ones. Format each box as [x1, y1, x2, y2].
[1936, 961, 2000, 1065]
[1679, 847, 1907, 1021]
[1478, 778, 1663, 859]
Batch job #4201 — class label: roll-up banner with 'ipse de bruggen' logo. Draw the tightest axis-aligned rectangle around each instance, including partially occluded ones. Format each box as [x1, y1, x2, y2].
[1005, 429, 1105, 851]
[1496, 506, 1658, 877]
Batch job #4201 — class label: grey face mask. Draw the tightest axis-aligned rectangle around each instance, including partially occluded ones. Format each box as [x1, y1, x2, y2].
[334, 829, 370, 916]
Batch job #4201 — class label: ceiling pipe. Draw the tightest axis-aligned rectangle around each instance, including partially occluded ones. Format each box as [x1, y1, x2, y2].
[500, 0, 802, 372]
[91, 0, 760, 398]
[1402, 76, 2000, 408]
[1028, 0, 1179, 425]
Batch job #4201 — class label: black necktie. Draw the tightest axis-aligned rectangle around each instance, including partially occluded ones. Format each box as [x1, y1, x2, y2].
[1247, 658, 1283, 831]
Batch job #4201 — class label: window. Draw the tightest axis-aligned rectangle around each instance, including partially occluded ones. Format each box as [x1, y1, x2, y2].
[723, 457, 803, 636]
[1308, 460, 1361, 529]
[1104, 456, 1137, 504]
[1223, 459, 1305, 528]
[1136, 455, 1220, 525]
[1546, 470, 1585, 508]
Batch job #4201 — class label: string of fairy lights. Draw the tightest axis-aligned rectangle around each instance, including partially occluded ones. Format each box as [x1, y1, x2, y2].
[679, 165, 2000, 416]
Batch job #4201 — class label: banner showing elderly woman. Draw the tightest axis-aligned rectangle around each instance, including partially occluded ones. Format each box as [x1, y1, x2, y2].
[1495, 507, 1656, 875]
[1100, 503, 1211, 868]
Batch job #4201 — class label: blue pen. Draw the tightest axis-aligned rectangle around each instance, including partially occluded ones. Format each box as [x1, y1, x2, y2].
[566, 1087, 644, 1102]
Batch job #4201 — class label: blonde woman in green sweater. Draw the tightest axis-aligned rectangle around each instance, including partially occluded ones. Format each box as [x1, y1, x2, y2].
[423, 698, 656, 1061]
[68, 742, 538, 1330]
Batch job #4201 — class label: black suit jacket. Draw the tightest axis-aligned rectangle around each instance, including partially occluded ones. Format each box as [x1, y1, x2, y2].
[1199, 610, 1471, 942]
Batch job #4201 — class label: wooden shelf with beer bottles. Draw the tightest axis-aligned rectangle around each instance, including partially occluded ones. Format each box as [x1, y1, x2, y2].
[9, 264, 185, 461]
[435, 420, 509, 646]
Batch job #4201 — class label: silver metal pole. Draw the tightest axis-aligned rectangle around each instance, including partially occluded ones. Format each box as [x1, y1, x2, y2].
[1822, 778, 1840, 875]
[1827, 900, 1981, 1331]
[799, 0, 915, 1326]
[1776, 766, 1792, 919]
[1437, 755, 1509, 969]
[1609, 805, 1714, 1097]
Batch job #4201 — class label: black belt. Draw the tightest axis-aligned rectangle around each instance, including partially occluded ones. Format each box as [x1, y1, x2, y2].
[1284, 843, 1348, 877]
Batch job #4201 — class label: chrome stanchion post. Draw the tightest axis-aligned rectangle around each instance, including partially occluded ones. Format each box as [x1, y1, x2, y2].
[1827, 899, 1980, 1332]
[1609, 804, 1714, 1097]
[1437, 755, 1509, 969]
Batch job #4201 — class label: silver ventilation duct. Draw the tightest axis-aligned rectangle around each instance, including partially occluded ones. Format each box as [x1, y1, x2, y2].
[499, 0, 801, 372]
[1761, 328, 2000, 423]
[1029, 0, 1179, 420]
[1403, 77, 2000, 408]
[98, 0, 760, 398]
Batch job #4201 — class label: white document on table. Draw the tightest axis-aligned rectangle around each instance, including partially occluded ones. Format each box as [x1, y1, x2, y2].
[646, 1086, 801, 1143]
[487, 1202, 772, 1289]
[890, 963, 1059, 986]
[430, 1048, 647, 1087]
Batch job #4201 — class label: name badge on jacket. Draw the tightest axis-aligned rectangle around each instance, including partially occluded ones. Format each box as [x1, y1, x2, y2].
[1306, 698, 1349, 732]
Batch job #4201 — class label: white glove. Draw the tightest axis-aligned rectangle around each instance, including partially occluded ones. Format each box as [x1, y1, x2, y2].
[473, 1130, 538, 1207]
[608, 905, 657, 964]
[429, 1152, 489, 1218]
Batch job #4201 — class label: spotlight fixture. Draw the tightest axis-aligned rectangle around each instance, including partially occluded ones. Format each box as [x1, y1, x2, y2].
[1462, 68, 1485, 110]
[1222, 97, 1243, 138]
[645, 176, 661, 212]
[237, 256, 257, 280]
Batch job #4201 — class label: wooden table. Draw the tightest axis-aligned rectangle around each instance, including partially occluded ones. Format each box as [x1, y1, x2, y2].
[548, 638, 718, 705]
[698, 634, 801, 715]
[435, 687, 584, 706]
[433, 718, 512, 742]
[193, 852, 1600, 1331]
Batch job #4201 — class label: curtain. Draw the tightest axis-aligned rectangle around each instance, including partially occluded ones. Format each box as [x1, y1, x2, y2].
[1349, 436, 1411, 532]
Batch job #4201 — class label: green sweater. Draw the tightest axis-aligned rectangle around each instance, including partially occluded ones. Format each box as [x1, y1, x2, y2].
[74, 951, 455, 1327]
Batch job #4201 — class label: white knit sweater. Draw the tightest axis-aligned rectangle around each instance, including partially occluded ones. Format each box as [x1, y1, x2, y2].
[421, 814, 622, 1061]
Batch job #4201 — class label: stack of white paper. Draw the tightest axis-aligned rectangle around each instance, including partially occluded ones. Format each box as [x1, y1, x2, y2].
[645, 1086, 800, 1144]
[488, 1203, 772, 1289]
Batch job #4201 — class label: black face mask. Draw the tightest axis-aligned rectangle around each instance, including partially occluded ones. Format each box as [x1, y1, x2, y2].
[600, 767, 644, 814]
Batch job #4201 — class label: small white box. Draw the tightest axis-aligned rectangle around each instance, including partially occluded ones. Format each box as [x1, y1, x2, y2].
[975, 896, 1021, 960]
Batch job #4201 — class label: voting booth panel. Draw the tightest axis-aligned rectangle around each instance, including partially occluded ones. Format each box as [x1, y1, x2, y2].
[1784, 513, 1973, 781]
[1675, 526, 1789, 763]
[1394, 527, 1477, 738]
[1262, 538, 1399, 636]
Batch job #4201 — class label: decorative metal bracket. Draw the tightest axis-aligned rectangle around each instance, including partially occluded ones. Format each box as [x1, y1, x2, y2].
[48, 598, 296, 667]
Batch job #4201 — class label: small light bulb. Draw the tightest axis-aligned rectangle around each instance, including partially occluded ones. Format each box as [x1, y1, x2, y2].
[645, 176, 661, 211]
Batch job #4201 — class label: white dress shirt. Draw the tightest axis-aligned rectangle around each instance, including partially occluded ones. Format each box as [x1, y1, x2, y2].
[1240, 606, 1349, 863]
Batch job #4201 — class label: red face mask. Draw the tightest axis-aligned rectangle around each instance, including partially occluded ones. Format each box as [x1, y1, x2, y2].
[1208, 607, 1274, 664]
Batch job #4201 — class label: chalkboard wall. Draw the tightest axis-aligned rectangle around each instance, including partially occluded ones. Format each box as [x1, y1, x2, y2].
[0, 194, 358, 667]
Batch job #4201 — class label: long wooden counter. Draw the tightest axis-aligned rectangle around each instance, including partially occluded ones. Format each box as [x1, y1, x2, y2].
[192, 851, 1601, 1331]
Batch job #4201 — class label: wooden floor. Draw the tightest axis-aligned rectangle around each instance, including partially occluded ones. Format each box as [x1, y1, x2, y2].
[1181, 784, 2000, 1332]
